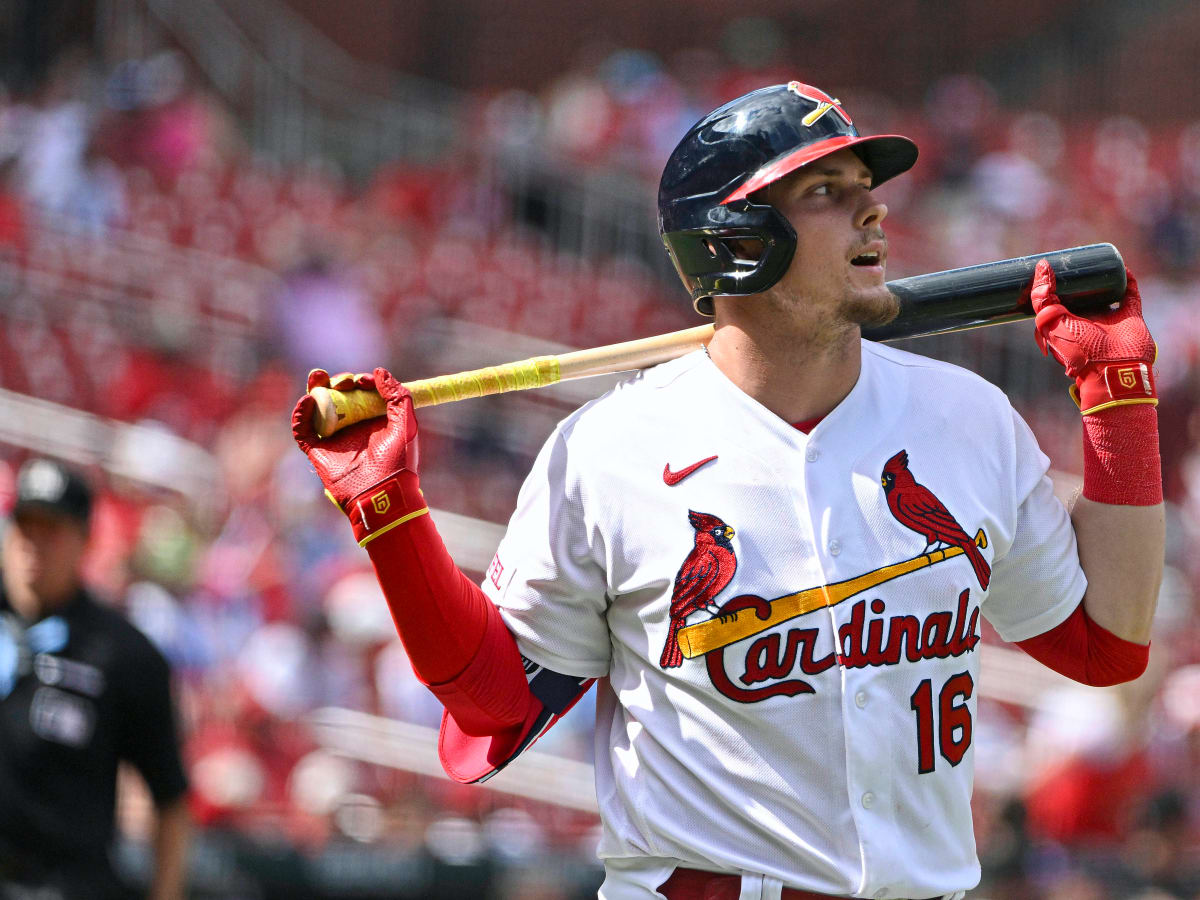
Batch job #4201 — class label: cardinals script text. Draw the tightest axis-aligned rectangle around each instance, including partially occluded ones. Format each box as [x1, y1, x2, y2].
[706, 588, 981, 703]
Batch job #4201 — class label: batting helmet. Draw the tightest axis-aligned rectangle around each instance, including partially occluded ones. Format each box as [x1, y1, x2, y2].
[658, 82, 919, 315]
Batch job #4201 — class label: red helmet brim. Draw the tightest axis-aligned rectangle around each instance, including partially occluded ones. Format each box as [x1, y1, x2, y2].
[722, 134, 918, 205]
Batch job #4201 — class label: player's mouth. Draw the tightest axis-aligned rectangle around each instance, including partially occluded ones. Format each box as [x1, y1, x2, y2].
[849, 240, 888, 267]
[849, 241, 886, 277]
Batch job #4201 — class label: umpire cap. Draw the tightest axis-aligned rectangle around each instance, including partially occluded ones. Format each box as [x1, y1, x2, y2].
[11, 458, 93, 526]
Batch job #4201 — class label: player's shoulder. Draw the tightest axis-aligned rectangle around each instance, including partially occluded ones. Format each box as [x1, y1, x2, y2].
[555, 350, 707, 439]
[862, 339, 1010, 406]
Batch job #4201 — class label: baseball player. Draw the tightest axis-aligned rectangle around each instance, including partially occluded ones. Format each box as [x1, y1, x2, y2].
[292, 82, 1163, 900]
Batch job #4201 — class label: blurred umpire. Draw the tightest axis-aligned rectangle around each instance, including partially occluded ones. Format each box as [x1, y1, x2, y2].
[0, 459, 189, 900]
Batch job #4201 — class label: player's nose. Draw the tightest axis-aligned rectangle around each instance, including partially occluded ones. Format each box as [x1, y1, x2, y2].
[855, 194, 888, 230]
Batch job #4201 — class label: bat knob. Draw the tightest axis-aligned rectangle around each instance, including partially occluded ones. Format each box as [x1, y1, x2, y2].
[310, 386, 387, 438]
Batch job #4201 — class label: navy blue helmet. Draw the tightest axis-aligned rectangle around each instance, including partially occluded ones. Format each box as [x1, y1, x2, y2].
[658, 82, 918, 315]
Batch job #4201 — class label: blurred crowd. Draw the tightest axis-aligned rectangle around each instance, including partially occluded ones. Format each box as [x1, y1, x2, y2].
[2, 37, 1200, 900]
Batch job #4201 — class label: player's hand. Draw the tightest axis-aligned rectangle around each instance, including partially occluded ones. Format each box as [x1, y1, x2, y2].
[292, 367, 419, 510]
[1031, 259, 1157, 415]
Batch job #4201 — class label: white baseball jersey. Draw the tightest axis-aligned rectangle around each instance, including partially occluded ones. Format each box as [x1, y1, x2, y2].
[482, 341, 1086, 899]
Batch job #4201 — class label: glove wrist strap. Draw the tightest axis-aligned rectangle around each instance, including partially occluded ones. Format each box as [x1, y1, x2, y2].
[346, 470, 428, 546]
[1081, 405, 1162, 506]
[1071, 361, 1158, 416]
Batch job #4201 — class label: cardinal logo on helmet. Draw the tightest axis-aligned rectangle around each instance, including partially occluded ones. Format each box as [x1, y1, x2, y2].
[787, 81, 852, 127]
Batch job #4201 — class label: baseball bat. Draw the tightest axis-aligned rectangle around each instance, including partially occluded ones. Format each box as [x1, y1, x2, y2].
[863, 241, 1124, 341]
[311, 243, 1125, 438]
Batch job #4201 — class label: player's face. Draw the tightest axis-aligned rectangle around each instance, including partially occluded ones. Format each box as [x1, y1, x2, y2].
[764, 148, 898, 332]
[2, 510, 88, 617]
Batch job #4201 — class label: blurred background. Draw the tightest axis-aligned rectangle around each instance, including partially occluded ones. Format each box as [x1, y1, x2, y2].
[2, 1, 1200, 897]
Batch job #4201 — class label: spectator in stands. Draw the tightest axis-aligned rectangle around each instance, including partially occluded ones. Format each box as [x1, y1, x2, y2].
[98, 51, 235, 187]
[271, 243, 386, 378]
[11, 52, 93, 221]
[0, 459, 190, 900]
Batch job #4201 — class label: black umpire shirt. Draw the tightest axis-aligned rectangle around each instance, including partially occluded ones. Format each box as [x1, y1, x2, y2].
[0, 586, 188, 896]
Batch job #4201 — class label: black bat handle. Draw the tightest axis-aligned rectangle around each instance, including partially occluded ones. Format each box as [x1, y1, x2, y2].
[864, 243, 1127, 343]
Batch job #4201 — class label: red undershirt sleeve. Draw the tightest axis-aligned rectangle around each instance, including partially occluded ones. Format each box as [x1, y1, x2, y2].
[1015, 600, 1149, 687]
[362, 484, 539, 733]
[359, 480, 595, 782]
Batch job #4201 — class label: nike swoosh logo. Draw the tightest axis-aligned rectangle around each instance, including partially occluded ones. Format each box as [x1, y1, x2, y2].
[663, 455, 718, 486]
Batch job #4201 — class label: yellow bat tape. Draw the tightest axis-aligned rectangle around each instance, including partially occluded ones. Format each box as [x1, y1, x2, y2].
[310, 324, 714, 438]
[311, 358, 562, 437]
[676, 529, 988, 659]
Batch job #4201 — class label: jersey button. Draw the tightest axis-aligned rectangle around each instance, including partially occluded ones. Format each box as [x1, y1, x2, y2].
[828, 539, 841, 556]
[854, 691, 867, 708]
[805, 446, 819, 462]
[861, 791, 875, 809]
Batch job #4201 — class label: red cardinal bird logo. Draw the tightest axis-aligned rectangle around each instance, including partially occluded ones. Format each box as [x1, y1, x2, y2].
[881, 450, 991, 590]
[660, 510, 738, 669]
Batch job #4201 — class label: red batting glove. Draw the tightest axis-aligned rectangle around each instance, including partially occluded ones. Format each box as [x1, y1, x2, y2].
[1031, 260, 1157, 415]
[292, 367, 428, 545]
[1031, 260, 1161, 505]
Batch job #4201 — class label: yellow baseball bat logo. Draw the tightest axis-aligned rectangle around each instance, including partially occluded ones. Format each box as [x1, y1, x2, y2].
[678, 529, 988, 659]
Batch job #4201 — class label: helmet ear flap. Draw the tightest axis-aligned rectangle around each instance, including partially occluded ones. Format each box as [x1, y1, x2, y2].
[665, 231, 751, 279]
[691, 235, 768, 315]
[660, 204, 797, 315]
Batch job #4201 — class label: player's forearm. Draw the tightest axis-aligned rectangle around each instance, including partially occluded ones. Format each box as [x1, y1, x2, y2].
[291, 370, 534, 732]
[1028, 262, 1162, 645]
[147, 798, 190, 900]
[1071, 496, 1163, 644]
[363, 490, 535, 730]
[1071, 405, 1164, 644]
[362, 479, 491, 684]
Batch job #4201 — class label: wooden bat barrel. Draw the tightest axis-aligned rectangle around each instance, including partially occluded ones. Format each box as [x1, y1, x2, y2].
[866, 243, 1125, 342]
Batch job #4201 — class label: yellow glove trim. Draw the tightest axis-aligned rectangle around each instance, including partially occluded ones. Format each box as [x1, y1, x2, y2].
[1079, 397, 1159, 416]
[1068, 383, 1159, 416]
[357, 506, 430, 547]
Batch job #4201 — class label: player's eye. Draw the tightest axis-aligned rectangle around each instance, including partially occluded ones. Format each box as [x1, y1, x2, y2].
[810, 183, 833, 197]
